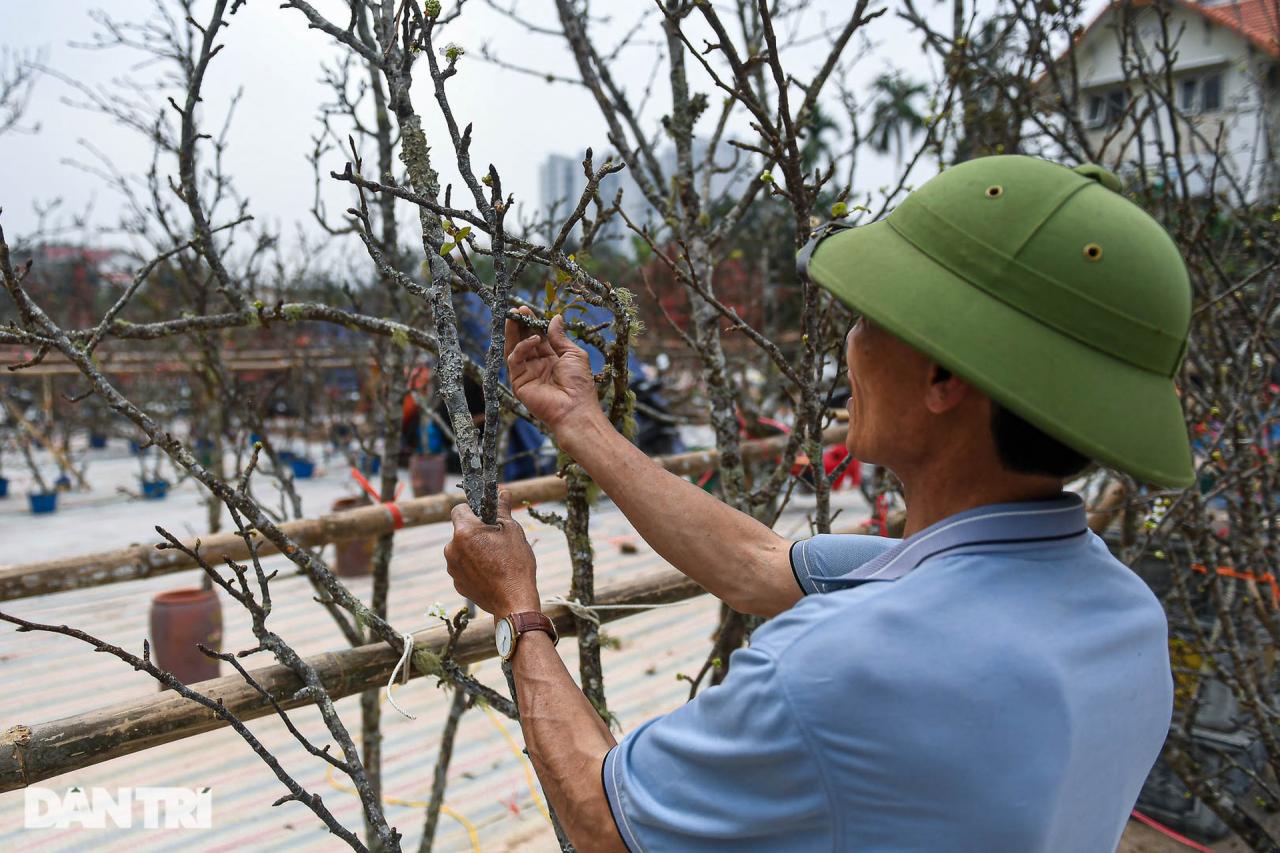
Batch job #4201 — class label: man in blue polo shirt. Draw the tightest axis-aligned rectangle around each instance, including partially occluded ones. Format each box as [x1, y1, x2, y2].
[444, 156, 1192, 851]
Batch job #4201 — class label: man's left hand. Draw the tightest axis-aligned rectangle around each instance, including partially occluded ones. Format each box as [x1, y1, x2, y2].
[444, 489, 541, 616]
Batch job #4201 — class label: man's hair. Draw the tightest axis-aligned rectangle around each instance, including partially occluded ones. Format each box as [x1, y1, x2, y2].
[990, 402, 1091, 479]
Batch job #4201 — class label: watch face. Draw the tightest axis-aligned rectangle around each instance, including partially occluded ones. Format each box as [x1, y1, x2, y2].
[495, 618, 514, 659]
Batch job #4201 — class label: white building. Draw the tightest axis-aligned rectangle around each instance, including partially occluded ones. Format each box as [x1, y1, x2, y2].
[1067, 0, 1278, 201]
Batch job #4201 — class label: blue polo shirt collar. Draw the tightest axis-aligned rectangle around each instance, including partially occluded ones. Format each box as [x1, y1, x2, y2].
[806, 493, 1088, 590]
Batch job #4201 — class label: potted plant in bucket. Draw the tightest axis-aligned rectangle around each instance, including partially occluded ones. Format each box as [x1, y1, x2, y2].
[85, 398, 110, 449]
[18, 433, 56, 514]
[289, 454, 316, 479]
[0, 428, 10, 499]
[137, 444, 170, 500]
[358, 448, 381, 477]
[344, 441, 382, 479]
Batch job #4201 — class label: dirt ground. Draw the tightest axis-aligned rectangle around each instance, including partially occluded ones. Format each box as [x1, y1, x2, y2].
[1120, 817, 1257, 852]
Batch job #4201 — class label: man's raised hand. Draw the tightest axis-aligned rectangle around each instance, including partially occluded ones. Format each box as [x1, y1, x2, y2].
[505, 306, 599, 435]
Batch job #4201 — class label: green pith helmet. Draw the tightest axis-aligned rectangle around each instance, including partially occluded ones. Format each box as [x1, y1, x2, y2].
[806, 155, 1194, 488]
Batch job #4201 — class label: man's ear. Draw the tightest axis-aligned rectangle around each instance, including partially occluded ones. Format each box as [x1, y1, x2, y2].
[924, 364, 970, 414]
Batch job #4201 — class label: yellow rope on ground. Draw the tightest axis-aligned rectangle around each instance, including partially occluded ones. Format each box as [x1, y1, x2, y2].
[323, 763, 482, 852]
[317, 675, 551, 847]
[482, 703, 552, 823]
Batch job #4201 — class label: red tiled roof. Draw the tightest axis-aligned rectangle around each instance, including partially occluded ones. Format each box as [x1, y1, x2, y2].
[1199, 0, 1280, 58]
[1040, 0, 1280, 88]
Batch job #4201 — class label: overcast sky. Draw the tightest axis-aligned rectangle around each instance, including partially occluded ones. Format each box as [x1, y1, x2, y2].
[0, 0, 1095, 259]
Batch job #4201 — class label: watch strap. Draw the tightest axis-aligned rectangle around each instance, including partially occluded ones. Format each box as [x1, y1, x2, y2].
[508, 610, 558, 646]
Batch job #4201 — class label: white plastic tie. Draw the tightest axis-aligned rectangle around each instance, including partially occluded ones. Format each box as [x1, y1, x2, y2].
[541, 594, 695, 627]
[386, 631, 416, 720]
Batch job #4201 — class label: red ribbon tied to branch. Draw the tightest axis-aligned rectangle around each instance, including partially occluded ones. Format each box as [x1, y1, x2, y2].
[350, 466, 406, 530]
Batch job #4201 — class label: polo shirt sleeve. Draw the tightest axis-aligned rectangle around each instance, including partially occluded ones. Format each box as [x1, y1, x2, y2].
[601, 644, 829, 851]
[790, 533, 897, 595]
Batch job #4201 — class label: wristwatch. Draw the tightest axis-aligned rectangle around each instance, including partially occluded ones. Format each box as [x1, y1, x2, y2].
[494, 611, 559, 661]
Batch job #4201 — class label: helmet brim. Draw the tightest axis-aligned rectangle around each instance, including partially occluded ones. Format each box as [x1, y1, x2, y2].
[809, 219, 1194, 488]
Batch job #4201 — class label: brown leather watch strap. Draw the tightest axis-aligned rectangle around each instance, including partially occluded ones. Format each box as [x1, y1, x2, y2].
[509, 611, 559, 646]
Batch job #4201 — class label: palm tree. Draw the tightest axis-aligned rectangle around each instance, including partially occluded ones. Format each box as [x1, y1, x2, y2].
[799, 102, 840, 173]
[868, 72, 928, 164]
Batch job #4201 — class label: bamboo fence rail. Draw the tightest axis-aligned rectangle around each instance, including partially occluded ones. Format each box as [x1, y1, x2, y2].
[0, 566, 703, 792]
[0, 426, 845, 601]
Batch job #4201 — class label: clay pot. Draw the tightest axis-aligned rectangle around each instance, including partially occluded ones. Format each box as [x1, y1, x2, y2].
[409, 453, 446, 497]
[332, 495, 375, 577]
[150, 588, 222, 684]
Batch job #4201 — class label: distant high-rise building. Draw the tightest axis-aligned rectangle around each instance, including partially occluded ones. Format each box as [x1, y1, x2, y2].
[537, 139, 753, 255]
[538, 151, 641, 252]
[537, 154, 583, 221]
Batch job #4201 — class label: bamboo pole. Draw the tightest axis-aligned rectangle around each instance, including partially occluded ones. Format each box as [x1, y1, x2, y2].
[0, 426, 846, 601]
[2, 357, 363, 376]
[0, 566, 705, 792]
[0, 347, 363, 377]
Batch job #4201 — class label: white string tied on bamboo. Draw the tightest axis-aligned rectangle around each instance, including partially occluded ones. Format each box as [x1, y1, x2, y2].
[386, 631, 417, 720]
[384, 603, 465, 721]
[384, 598, 695, 718]
[541, 594, 696, 627]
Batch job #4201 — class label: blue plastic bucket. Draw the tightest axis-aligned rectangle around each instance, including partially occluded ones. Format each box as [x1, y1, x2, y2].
[0, 477, 8, 499]
[89, 433, 107, 449]
[290, 458, 316, 479]
[29, 492, 57, 514]
[142, 479, 170, 500]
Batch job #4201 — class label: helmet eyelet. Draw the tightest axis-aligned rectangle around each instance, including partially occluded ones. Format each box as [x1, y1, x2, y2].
[985, 185, 1003, 199]
[1083, 243, 1103, 262]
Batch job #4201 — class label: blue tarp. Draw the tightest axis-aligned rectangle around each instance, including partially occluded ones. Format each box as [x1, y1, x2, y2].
[454, 291, 643, 374]
[450, 292, 641, 480]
